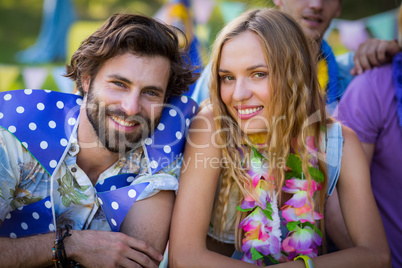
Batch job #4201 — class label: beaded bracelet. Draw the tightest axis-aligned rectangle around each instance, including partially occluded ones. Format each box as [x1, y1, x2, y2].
[52, 228, 62, 267]
[52, 225, 80, 268]
[294, 255, 315, 268]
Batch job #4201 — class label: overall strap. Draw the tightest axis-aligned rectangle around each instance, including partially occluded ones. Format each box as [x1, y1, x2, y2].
[325, 121, 343, 196]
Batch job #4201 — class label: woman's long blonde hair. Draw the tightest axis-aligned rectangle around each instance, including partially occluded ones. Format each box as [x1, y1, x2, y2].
[209, 8, 328, 251]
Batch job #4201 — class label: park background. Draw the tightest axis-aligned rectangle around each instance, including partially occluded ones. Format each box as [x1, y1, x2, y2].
[0, 0, 400, 94]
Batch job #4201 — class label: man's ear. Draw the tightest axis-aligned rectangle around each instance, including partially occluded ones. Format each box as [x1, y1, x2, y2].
[334, 4, 342, 18]
[82, 75, 90, 93]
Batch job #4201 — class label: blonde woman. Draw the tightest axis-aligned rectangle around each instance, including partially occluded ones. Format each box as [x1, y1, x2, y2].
[169, 8, 390, 267]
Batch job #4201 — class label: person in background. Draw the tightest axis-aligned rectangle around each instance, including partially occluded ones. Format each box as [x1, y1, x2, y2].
[336, 4, 402, 267]
[169, 8, 391, 267]
[0, 13, 198, 267]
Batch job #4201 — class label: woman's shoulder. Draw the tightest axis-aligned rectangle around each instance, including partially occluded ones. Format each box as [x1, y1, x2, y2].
[191, 104, 216, 130]
[340, 124, 359, 144]
[187, 104, 220, 148]
[196, 103, 214, 118]
[340, 124, 362, 155]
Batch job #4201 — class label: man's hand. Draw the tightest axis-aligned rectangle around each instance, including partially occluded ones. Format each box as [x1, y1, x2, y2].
[66, 229, 163, 268]
[351, 38, 400, 75]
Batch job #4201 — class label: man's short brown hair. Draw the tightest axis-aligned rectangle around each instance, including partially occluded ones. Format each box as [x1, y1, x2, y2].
[65, 13, 199, 99]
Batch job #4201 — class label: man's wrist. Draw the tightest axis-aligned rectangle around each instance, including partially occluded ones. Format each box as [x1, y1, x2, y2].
[52, 225, 80, 267]
[63, 229, 78, 261]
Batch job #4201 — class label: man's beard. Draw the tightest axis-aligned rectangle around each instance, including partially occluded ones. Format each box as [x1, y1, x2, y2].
[85, 83, 161, 153]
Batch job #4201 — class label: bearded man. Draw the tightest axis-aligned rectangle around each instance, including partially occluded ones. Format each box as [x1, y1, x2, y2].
[0, 13, 198, 267]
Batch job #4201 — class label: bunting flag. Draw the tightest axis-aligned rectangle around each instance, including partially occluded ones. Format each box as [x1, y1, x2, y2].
[0, 65, 74, 93]
[218, 1, 246, 24]
[96, 179, 149, 232]
[0, 65, 20, 91]
[154, 0, 203, 97]
[9, 72, 25, 92]
[193, 0, 215, 24]
[337, 20, 369, 51]
[41, 72, 59, 91]
[22, 67, 48, 90]
[366, 10, 397, 41]
[66, 20, 104, 63]
[0, 90, 81, 176]
[0, 196, 54, 237]
[52, 67, 75, 93]
[329, 8, 398, 52]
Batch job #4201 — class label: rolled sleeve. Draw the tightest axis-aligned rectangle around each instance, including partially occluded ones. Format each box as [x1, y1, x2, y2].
[133, 157, 181, 201]
[133, 174, 178, 201]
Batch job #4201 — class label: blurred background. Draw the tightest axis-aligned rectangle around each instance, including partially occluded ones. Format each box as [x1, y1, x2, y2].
[0, 0, 400, 93]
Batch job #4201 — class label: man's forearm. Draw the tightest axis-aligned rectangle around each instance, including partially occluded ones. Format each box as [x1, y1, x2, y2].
[0, 232, 55, 267]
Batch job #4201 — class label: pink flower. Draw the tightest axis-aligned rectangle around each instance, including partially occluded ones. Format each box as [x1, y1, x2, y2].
[241, 254, 263, 266]
[282, 226, 321, 257]
[248, 152, 269, 188]
[241, 229, 281, 262]
[282, 204, 323, 223]
[239, 208, 270, 236]
[306, 136, 316, 151]
[240, 180, 270, 210]
[282, 179, 321, 197]
[306, 135, 321, 168]
[284, 191, 308, 208]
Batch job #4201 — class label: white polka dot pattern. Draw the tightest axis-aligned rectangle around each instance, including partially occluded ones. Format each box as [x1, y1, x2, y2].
[0, 196, 54, 238]
[95, 175, 150, 232]
[144, 96, 198, 174]
[0, 90, 82, 177]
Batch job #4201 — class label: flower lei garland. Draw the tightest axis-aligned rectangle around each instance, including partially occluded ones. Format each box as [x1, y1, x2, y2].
[237, 137, 324, 265]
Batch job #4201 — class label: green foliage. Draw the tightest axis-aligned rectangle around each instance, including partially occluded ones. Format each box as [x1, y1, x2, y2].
[302, 222, 323, 237]
[252, 146, 265, 159]
[285, 154, 303, 180]
[308, 166, 324, 183]
[286, 221, 299, 232]
[0, 1, 42, 63]
[237, 205, 253, 212]
[286, 154, 324, 183]
[262, 201, 274, 221]
[41, 72, 59, 92]
[340, 0, 399, 20]
[267, 254, 280, 264]
[251, 247, 264, 260]
[0, 0, 164, 64]
[9, 72, 25, 91]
